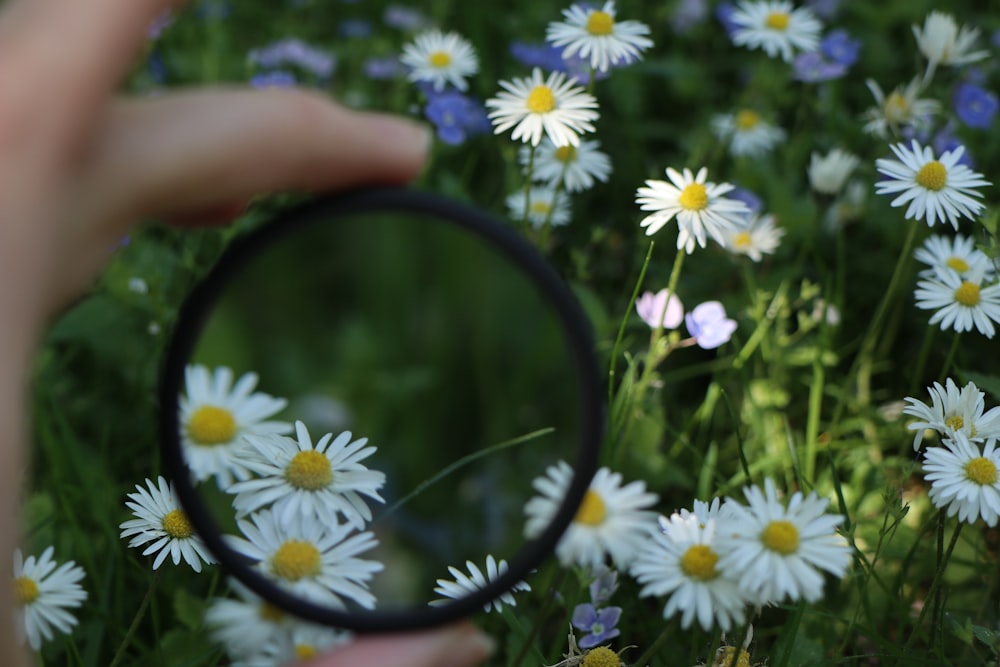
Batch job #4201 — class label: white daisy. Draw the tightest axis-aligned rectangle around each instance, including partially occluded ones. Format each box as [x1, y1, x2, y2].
[808, 149, 860, 195]
[923, 433, 1000, 527]
[430, 554, 531, 613]
[716, 478, 852, 604]
[486, 67, 599, 147]
[400, 29, 479, 92]
[524, 461, 658, 569]
[721, 213, 784, 262]
[205, 580, 291, 659]
[862, 78, 939, 139]
[874, 140, 991, 229]
[13, 546, 88, 650]
[636, 167, 751, 253]
[228, 508, 383, 610]
[233, 623, 352, 667]
[227, 421, 386, 531]
[912, 12, 988, 71]
[710, 109, 786, 158]
[631, 511, 747, 632]
[914, 267, 1000, 338]
[728, 0, 822, 63]
[545, 1, 653, 73]
[119, 476, 215, 572]
[903, 378, 1000, 451]
[180, 365, 292, 488]
[914, 234, 996, 281]
[521, 138, 612, 193]
[506, 186, 572, 228]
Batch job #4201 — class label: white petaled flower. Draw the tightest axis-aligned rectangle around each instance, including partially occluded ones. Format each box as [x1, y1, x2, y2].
[808, 149, 860, 195]
[524, 461, 659, 569]
[710, 109, 786, 158]
[874, 140, 990, 229]
[636, 167, 751, 254]
[635, 289, 684, 330]
[506, 186, 572, 228]
[716, 478, 852, 605]
[903, 378, 1000, 451]
[12, 547, 88, 650]
[545, 1, 653, 73]
[486, 67, 599, 147]
[914, 234, 996, 281]
[119, 476, 215, 572]
[923, 433, 1000, 527]
[235, 623, 353, 667]
[227, 421, 386, 531]
[728, 0, 822, 63]
[862, 79, 939, 139]
[721, 214, 784, 262]
[631, 511, 747, 632]
[914, 267, 1000, 339]
[520, 138, 612, 193]
[206, 580, 291, 659]
[430, 554, 531, 613]
[180, 365, 292, 488]
[399, 29, 479, 92]
[228, 509, 383, 610]
[912, 11, 988, 70]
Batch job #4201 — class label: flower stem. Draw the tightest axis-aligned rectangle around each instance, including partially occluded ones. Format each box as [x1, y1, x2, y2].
[633, 623, 674, 667]
[899, 516, 963, 659]
[109, 568, 160, 667]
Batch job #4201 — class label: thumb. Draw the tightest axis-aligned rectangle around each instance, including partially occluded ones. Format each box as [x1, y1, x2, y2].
[303, 624, 496, 667]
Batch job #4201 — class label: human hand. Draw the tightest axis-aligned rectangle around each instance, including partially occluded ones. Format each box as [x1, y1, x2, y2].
[0, 1, 495, 666]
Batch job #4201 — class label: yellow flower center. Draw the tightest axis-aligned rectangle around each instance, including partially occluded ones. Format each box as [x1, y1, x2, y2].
[954, 281, 981, 307]
[555, 145, 578, 163]
[286, 450, 333, 490]
[526, 85, 556, 113]
[187, 405, 236, 446]
[586, 10, 615, 36]
[735, 109, 759, 130]
[13, 577, 39, 606]
[733, 231, 753, 248]
[679, 183, 709, 211]
[679, 544, 720, 581]
[583, 646, 620, 667]
[945, 415, 965, 431]
[428, 51, 451, 68]
[162, 509, 194, 539]
[946, 256, 970, 273]
[530, 201, 553, 216]
[574, 489, 607, 526]
[260, 602, 286, 622]
[295, 645, 319, 660]
[966, 457, 998, 485]
[915, 160, 947, 191]
[761, 520, 799, 555]
[765, 12, 790, 30]
[713, 647, 752, 667]
[884, 92, 910, 122]
[272, 540, 322, 581]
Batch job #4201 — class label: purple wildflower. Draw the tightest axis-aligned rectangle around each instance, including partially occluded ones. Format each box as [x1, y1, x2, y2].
[686, 302, 737, 349]
[953, 82, 998, 129]
[589, 567, 620, 604]
[510, 41, 568, 73]
[424, 91, 490, 145]
[636, 289, 684, 330]
[147, 11, 173, 40]
[728, 187, 763, 215]
[793, 52, 847, 82]
[250, 70, 298, 88]
[383, 5, 429, 31]
[363, 56, 405, 80]
[248, 39, 336, 79]
[715, 3, 740, 36]
[821, 29, 861, 67]
[932, 125, 975, 167]
[671, 0, 709, 33]
[572, 603, 622, 649]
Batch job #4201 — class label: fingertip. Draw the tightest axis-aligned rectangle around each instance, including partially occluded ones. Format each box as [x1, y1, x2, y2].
[302, 624, 495, 667]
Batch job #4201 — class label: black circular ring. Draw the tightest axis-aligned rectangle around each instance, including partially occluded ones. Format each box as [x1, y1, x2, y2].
[159, 186, 604, 632]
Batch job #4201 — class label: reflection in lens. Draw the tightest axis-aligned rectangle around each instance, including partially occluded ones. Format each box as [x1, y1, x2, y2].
[175, 206, 585, 618]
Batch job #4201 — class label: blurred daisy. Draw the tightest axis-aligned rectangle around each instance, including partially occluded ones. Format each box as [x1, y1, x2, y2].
[119, 476, 215, 572]
[235, 624, 352, 667]
[808, 149, 860, 195]
[429, 554, 530, 613]
[228, 421, 386, 531]
[521, 138, 612, 193]
[635, 288, 684, 330]
[524, 461, 658, 569]
[912, 12, 987, 73]
[923, 433, 1000, 526]
[486, 68, 599, 147]
[13, 546, 87, 650]
[914, 234, 995, 281]
[716, 478, 851, 604]
[206, 580, 290, 659]
[914, 267, 1000, 338]
[636, 167, 750, 253]
[711, 109, 786, 158]
[874, 140, 990, 229]
[506, 186, 572, 227]
[228, 509, 383, 609]
[721, 214, 784, 262]
[862, 79, 939, 139]
[545, 1, 653, 73]
[400, 29, 479, 92]
[728, 0, 822, 63]
[180, 365, 292, 488]
[903, 378, 1000, 451]
[631, 512, 747, 632]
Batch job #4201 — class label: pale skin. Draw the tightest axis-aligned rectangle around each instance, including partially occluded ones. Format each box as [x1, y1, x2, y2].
[0, 0, 493, 665]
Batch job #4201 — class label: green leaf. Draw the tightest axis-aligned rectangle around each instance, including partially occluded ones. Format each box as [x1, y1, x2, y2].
[173, 588, 208, 632]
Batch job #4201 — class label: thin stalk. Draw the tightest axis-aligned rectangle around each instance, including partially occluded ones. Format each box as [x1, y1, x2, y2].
[510, 568, 568, 667]
[608, 242, 655, 407]
[937, 333, 961, 382]
[804, 352, 825, 482]
[109, 569, 160, 667]
[908, 325, 937, 395]
[633, 623, 673, 667]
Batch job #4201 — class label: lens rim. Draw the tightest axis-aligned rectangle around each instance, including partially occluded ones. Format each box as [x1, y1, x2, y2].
[159, 186, 603, 632]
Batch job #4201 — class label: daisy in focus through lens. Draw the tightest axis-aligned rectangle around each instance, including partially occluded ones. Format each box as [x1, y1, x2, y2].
[486, 67, 599, 147]
[12, 547, 87, 650]
[545, 1, 653, 74]
[430, 554, 531, 613]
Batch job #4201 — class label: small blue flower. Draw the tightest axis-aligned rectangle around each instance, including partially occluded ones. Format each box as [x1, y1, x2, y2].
[793, 52, 846, 83]
[424, 91, 490, 145]
[248, 39, 336, 79]
[953, 83, 998, 129]
[589, 567, 619, 604]
[571, 603, 622, 649]
[383, 5, 429, 31]
[510, 41, 568, 73]
[686, 302, 737, 350]
[363, 56, 404, 80]
[932, 125, 975, 167]
[250, 70, 298, 89]
[715, 3, 740, 37]
[728, 187, 763, 216]
[821, 29, 861, 67]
